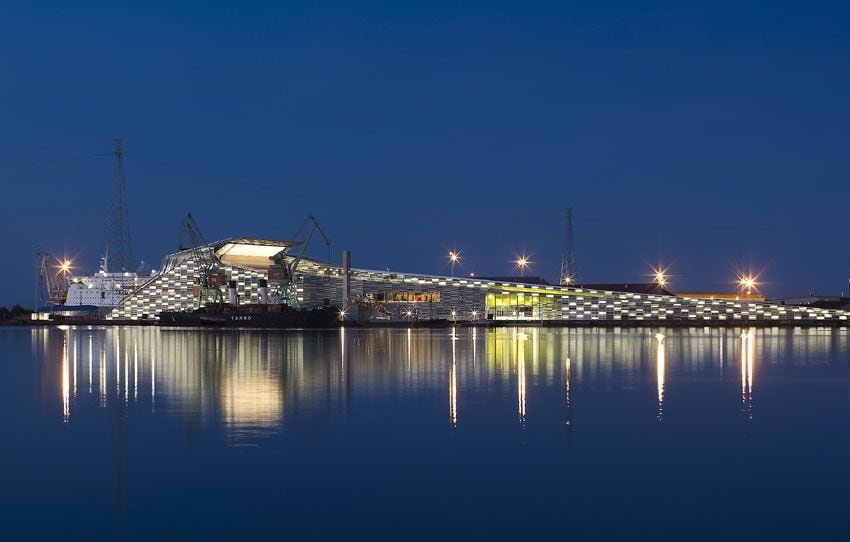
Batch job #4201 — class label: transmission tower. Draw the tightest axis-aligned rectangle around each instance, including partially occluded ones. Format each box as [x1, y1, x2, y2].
[560, 207, 577, 285]
[106, 138, 133, 272]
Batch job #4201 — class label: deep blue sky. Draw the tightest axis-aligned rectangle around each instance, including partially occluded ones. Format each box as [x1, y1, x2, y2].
[2, 0, 849, 305]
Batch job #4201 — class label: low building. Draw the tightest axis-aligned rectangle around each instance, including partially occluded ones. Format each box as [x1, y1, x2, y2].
[108, 237, 850, 324]
[770, 295, 850, 311]
[33, 304, 99, 321]
[678, 292, 766, 302]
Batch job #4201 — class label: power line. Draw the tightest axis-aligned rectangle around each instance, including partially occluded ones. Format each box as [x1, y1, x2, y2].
[0, 152, 112, 169]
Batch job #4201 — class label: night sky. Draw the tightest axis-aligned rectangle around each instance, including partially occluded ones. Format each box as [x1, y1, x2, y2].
[2, 0, 849, 306]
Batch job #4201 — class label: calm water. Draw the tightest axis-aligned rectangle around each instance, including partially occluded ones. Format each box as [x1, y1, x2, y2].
[1, 325, 849, 540]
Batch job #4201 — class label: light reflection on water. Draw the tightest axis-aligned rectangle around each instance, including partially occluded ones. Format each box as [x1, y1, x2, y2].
[8, 325, 850, 539]
[656, 333, 665, 421]
[30, 325, 848, 441]
[449, 327, 458, 427]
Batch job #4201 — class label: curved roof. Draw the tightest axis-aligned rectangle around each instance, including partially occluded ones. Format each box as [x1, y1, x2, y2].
[214, 238, 301, 269]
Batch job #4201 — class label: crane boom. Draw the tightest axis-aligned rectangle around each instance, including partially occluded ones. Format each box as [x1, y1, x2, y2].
[178, 212, 208, 251]
[178, 212, 222, 308]
[39, 253, 69, 306]
[309, 214, 331, 258]
[288, 224, 316, 278]
[269, 214, 332, 306]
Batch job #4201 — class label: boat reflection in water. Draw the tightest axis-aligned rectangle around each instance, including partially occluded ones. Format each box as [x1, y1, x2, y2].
[31, 325, 845, 443]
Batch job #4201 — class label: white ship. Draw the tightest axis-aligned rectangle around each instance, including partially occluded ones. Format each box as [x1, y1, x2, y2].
[36, 252, 153, 319]
[66, 254, 151, 312]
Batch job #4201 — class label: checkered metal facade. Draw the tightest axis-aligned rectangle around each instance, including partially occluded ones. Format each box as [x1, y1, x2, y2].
[108, 240, 850, 324]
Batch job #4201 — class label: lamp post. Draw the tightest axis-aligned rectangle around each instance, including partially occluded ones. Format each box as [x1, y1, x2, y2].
[448, 250, 459, 278]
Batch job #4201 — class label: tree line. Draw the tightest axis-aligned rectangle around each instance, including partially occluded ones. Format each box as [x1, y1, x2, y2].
[0, 305, 34, 321]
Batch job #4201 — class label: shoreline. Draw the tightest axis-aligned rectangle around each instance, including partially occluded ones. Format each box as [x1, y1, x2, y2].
[5, 318, 850, 329]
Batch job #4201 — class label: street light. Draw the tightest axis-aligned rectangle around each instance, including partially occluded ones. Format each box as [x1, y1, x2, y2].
[739, 274, 757, 295]
[515, 255, 529, 278]
[448, 250, 459, 278]
[654, 269, 667, 288]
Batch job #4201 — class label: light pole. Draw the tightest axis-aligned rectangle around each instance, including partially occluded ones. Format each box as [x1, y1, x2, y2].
[448, 250, 461, 320]
[448, 250, 459, 278]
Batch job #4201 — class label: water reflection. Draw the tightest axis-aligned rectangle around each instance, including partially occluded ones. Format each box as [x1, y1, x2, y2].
[564, 356, 572, 427]
[30, 326, 846, 442]
[151, 337, 156, 410]
[741, 329, 755, 420]
[88, 334, 93, 395]
[517, 331, 527, 426]
[16, 325, 850, 539]
[655, 333, 665, 422]
[449, 327, 458, 427]
[61, 330, 69, 424]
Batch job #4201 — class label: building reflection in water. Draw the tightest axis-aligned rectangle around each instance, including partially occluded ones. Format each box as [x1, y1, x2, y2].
[449, 327, 458, 427]
[151, 337, 156, 411]
[88, 334, 93, 395]
[61, 329, 70, 424]
[564, 356, 572, 428]
[655, 333, 665, 422]
[516, 330, 527, 426]
[340, 326, 350, 416]
[741, 329, 755, 420]
[472, 327, 477, 369]
[31, 325, 844, 441]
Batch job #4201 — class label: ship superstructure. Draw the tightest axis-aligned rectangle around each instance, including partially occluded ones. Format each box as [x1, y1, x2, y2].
[64, 254, 149, 313]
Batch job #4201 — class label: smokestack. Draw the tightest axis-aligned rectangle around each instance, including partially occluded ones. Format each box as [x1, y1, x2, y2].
[228, 280, 238, 307]
[342, 250, 351, 313]
[258, 278, 268, 304]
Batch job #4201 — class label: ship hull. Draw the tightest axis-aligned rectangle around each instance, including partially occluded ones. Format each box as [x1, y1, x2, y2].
[159, 306, 341, 328]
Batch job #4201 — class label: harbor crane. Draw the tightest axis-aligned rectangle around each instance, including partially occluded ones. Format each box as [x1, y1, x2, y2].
[38, 252, 70, 306]
[269, 214, 331, 306]
[178, 213, 223, 309]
